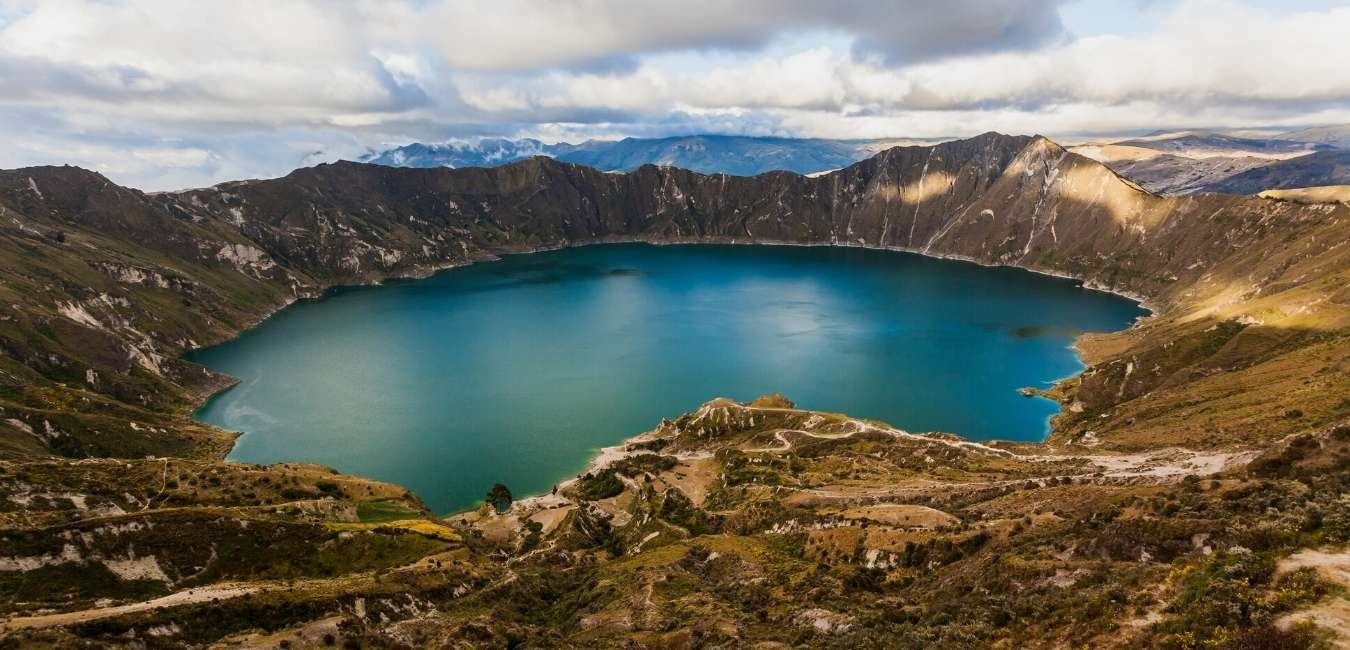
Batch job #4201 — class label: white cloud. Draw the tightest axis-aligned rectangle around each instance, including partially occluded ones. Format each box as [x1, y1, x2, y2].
[0, 0, 1345, 190]
[399, 0, 1066, 71]
[455, 1, 1350, 121]
[4, 136, 211, 176]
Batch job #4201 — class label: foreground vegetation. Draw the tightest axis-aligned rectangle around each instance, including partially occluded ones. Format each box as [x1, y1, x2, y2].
[2, 396, 1345, 647]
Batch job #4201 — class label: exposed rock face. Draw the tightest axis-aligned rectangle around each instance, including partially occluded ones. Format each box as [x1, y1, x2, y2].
[0, 132, 1346, 458]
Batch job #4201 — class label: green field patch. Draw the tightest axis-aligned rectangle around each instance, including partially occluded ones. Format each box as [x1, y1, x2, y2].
[357, 499, 423, 523]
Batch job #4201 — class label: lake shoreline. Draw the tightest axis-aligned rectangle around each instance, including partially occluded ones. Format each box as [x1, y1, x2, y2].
[183, 239, 1149, 514]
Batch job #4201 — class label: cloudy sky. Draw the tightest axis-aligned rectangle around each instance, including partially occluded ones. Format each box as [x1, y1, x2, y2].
[1, 0, 1347, 190]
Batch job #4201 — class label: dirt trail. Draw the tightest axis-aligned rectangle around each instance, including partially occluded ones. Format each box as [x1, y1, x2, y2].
[143, 457, 169, 511]
[739, 410, 1254, 485]
[1276, 549, 1350, 648]
[1, 583, 261, 632]
[1065, 448, 1258, 479]
[2, 541, 474, 635]
[774, 447, 1256, 506]
[744, 428, 855, 453]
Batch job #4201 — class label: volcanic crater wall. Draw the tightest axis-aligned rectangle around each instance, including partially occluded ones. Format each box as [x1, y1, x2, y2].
[0, 132, 1345, 458]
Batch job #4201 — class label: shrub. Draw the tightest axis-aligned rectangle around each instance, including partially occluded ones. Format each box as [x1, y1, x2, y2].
[576, 470, 624, 501]
[486, 483, 513, 513]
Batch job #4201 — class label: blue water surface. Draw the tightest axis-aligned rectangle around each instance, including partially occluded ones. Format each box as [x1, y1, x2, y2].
[187, 244, 1146, 513]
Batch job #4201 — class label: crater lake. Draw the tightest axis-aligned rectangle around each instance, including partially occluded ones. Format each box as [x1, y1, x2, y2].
[187, 244, 1147, 513]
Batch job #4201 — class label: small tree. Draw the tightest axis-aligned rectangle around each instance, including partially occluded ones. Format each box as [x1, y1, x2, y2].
[486, 483, 513, 513]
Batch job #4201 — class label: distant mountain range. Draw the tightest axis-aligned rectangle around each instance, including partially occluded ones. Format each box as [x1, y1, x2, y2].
[365, 128, 1350, 196]
[1203, 150, 1350, 194]
[1108, 132, 1330, 158]
[1070, 127, 1350, 195]
[362, 135, 936, 176]
[1275, 124, 1350, 149]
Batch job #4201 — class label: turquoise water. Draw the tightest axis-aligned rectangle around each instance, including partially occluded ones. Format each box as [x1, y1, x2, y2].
[187, 244, 1146, 513]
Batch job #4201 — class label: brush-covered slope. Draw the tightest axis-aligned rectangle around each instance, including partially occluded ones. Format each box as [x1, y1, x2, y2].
[1, 132, 1346, 460]
[4, 396, 1346, 647]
